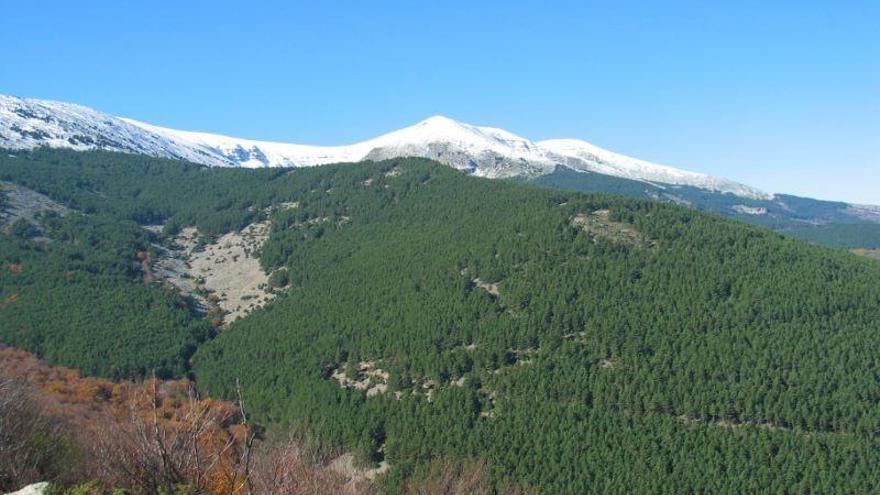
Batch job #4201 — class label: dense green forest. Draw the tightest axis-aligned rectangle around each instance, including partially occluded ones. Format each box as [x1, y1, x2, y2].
[2, 149, 880, 493]
[783, 223, 880, 249]
[0, 210, 213, 379]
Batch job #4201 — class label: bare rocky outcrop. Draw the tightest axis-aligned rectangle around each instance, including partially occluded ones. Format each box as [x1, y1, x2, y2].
[150, 222, 278, 324]
[571, 209, 654, 247]
[853, 248, 880, 260]
[0, 181, 70, 236]
[330, 361, 390, 398]
[472, 278, 500, 297]
[328, 453, 390, 484]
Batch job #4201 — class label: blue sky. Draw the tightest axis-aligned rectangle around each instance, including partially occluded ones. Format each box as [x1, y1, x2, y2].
[1, 1, 877, 203]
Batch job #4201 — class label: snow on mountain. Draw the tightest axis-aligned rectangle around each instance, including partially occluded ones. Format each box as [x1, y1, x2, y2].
[0, 95, 230, 166]
[119, 118, 364, 169]
[1, 93, 765, 197]
[539, 139, 772, 200]
[356, 116, 558, 178]
[845, 204, 880, 223]
[122, 115, 557, 177]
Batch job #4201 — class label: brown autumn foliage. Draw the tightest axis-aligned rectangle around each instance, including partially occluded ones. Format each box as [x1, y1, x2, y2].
[0, 346, 529, 494]
[0, 346, 363, 494]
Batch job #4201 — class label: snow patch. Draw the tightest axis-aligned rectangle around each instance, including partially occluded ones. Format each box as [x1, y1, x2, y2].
[845, 204, 880, 224]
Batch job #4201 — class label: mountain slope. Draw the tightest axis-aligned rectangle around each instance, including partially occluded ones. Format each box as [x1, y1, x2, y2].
[539, 138, 769, 199]
[530, 167, 880, 247]
[2, 94, 878, 247]
[4, 149, 880, 492]
[0, 94, 232, 166]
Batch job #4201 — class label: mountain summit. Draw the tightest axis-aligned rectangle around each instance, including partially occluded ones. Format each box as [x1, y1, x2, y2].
[1, 94, 765, 198]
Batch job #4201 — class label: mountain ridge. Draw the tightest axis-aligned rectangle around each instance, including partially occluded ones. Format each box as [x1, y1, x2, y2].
[1, 94, 766, 198]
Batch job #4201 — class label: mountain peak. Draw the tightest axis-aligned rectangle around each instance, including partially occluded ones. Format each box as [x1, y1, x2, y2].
[392, 114, 477, 140]
[418, 115, 460, 126]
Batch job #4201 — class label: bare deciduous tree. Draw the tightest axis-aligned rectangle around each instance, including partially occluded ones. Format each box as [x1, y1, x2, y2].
[0, 376, 68, 492]
[87, 378, 254, 494]
[1, 347, 526, 495]
[85, 377, 375, 494]
[248, 431, 369, 495]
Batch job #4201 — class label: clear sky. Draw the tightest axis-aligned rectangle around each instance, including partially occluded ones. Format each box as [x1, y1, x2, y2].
[1, 1, 877, 203]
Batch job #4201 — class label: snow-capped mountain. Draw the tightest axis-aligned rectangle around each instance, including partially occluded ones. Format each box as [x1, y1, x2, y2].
[539, 139, 770, 200]
[0, 95, 233, 167]
[122, 115, 557, 178]
[0, 94, 765, 198]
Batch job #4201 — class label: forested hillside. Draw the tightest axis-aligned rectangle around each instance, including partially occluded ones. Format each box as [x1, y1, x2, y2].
[784, 223, 880, 249]
[532, 166, 880, 248]
[2, 149, 880, 493]
[195, 159, 880, 493]
[0, 210, 213, 379]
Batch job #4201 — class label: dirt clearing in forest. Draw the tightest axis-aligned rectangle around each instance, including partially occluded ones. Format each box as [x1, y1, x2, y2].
[571, 209, 654, 247]
[151, 222, 278, 324]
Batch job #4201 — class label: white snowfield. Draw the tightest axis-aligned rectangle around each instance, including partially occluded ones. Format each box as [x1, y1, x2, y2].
[1, 94, 767, 198]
